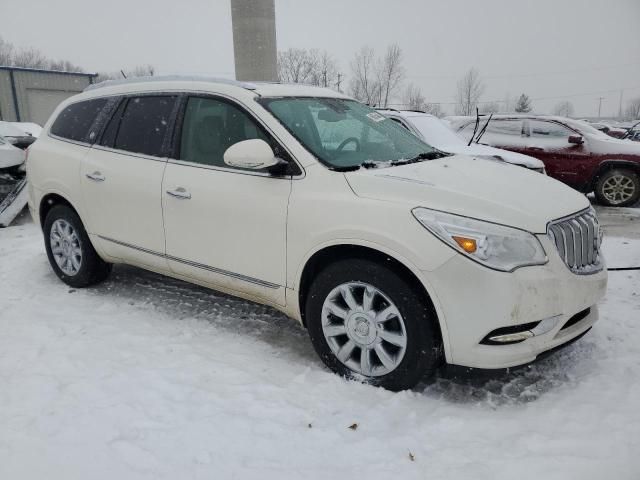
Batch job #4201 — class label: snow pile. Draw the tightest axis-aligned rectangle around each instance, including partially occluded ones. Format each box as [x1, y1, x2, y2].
[1, 222, 639, 479]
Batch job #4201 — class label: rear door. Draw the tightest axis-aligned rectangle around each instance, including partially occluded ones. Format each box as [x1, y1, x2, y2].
[525, 119, 591, 187]
[80, 95, 178, 269]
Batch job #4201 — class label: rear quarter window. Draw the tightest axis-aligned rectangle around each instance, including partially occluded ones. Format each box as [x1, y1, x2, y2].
[50, 98, 109, 143]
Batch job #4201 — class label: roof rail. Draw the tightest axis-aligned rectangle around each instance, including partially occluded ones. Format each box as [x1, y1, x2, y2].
[84, 75, 258, 92]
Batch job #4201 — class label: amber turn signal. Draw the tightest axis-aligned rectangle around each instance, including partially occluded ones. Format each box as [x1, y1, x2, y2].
[452, 236, 477, 253]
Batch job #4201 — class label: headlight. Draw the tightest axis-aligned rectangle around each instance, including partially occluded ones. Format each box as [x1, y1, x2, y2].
[412, 208, 547, 272]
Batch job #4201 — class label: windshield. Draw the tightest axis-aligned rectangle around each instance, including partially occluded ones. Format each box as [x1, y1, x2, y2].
[259, 97, 437, 169]
[409, 116, 466, 148]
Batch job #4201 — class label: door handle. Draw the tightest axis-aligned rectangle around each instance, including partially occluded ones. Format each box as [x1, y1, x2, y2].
[86, 171, 105, 182]
[166, 187, 191, 200]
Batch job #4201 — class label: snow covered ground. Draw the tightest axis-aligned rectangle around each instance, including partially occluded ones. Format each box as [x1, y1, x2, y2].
[1, 216, 639, 480]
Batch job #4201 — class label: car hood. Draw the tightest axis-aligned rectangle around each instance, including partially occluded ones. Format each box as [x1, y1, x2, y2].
[344, 155, 589, 233]
[589, 135, 640, 155]
[436, 143, 544, 169]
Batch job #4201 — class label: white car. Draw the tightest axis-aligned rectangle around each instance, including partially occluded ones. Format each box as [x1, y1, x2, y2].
[0, 134, 25, 169]
[27, 77, 607, 391]
[379, 109, 545, 172]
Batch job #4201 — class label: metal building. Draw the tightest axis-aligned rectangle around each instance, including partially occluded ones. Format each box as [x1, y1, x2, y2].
[0, 66, 97, 126]
[230, 0, 278, 82]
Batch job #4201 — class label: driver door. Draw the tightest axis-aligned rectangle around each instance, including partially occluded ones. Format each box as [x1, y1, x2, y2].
[161, 96, 293, 305]
[525, 119, 591, 187]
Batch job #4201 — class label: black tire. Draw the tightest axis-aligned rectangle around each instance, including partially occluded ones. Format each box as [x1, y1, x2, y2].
[594, 168, 640, 207]
[305, 258, 441, 391]
[43, 204, 112, 288]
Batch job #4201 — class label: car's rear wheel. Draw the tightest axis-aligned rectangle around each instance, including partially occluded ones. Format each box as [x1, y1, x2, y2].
[305, 258, 440, 391]
[595, 168, 640, 207]
[43, 205, 112, 288]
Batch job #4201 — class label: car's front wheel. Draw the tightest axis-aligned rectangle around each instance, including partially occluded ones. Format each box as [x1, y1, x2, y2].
[595, 168, 640, 207]
[305, 258, 440, 391]
[43, 205, 112, 288]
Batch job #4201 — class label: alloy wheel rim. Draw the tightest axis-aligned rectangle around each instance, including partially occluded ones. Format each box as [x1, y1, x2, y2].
[321, 282, 407, 377]
[602, 174, 636, 204]
[50, 219, 82, 276]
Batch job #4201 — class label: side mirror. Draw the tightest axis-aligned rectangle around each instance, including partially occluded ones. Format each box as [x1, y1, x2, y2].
[568, 135, 584, 145]
[223, 139, 281, 170]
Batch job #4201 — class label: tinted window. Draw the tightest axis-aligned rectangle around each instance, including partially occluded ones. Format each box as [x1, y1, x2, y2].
[179, 97, 269, 168]
[50, 98, 108, 142]
[529, 120, 573, 139]
[114, 96, 176, 157]
[99, 98, 126, 147]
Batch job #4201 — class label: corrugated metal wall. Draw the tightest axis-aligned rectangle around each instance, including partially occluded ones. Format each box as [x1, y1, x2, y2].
[0, 68, 96, 125]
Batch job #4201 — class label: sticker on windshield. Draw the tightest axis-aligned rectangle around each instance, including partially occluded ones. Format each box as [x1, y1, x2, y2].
[366, 112, 386, 123]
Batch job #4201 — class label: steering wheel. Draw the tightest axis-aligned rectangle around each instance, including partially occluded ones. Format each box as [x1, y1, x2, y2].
[336, 137, 361, 153]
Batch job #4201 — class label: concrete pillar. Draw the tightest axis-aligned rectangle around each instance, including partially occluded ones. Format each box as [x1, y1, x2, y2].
[230, 0, 278, 82]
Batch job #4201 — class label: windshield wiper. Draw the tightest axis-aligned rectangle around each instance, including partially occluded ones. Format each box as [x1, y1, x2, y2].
[474, 113, 493, 144]
[361, 150, 448, 169]
[621, 120, 640, 140]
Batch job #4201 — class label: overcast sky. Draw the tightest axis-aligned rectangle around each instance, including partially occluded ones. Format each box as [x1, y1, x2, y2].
[2, 0, 639, 117]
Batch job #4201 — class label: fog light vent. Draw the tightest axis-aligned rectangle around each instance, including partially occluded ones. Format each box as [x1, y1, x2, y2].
[480, 321, 540, 346]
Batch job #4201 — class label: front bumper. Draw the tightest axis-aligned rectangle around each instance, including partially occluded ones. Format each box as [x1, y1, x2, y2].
[422, 235, 607, 369]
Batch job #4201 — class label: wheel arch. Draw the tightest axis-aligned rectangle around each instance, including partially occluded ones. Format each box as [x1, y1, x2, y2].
[590, 159, 640, 191]
[296, 242, 449, 358]
[39, 192, 80, 230]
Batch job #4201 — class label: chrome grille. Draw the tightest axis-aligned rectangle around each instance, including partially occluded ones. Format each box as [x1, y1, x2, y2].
[547, 208, 603, 274]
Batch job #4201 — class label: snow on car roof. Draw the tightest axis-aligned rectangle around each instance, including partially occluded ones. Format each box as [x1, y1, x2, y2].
[84, 75, 348, 99]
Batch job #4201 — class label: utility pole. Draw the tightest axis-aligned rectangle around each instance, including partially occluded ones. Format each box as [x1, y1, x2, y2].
[230, 0, 278, 82]
[597, 96, 604, 118]
[618, 90, 624, 119]
[336, 73, 343, 92]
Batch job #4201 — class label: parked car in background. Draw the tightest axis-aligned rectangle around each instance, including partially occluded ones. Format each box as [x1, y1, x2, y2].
[452, 115, 640, 206]
[378, 109, 545, 173]
[27, 77, 607, 391]
[0, 121, 38, 150]
[0, 134, 26, 169]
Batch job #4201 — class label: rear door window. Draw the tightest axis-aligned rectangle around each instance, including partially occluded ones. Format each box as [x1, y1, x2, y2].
[50, 98, 109, 143]
[462, 119, 525, 146]
[113, 96, 177, 157]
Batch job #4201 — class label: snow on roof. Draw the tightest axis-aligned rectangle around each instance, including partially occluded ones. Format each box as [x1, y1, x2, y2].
[84, 75, 349, 99]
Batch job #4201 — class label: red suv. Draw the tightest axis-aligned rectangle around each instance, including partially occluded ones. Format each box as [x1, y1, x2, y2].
[453, 115, 640, 207]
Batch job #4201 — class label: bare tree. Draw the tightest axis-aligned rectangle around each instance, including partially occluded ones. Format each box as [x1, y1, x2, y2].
[403, 83, 426, 111]
[624, 97, 640, 120]
[0, 36, 84, 72]
[349, 46, 380, 105]
[378, 44, 404, 108]
[0, 36, 14, 65]
[455, 68, 484, 116]
[12, 47, 48, 69]
[424, 103, 444, 117]
[277, 48, 315, 84]
[309, 51, 340, 88]
[553, 100, 574, 117]
[480, 101, 500, 114]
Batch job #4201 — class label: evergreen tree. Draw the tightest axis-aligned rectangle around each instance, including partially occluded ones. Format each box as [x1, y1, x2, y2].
[514, 93, 532, 113]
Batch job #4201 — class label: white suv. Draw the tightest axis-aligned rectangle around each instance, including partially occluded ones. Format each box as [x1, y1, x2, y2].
[27, 77, 607, 391]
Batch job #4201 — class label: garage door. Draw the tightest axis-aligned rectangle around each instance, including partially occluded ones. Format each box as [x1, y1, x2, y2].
[26, 89, 78, 126]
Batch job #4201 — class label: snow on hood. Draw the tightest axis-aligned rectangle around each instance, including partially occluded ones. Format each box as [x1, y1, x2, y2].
[436, 143, 544, 169]
[345, 155, 589, 233]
